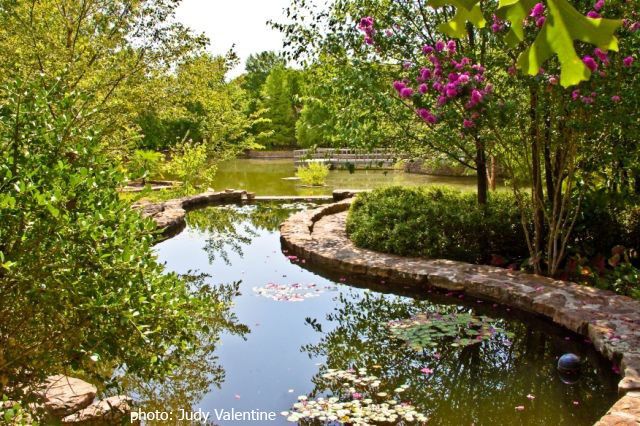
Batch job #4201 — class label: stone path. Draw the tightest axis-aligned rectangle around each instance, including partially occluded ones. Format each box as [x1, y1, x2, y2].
[280, 199, 640, 425]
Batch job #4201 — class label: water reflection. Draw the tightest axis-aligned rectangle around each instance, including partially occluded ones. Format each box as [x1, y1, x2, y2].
[148, 203, 619, 426]
[186, 203, 310, 264]
[302, 290, 619, 426]
[117, 275, 249, 425]
[208, 159, 478, 196]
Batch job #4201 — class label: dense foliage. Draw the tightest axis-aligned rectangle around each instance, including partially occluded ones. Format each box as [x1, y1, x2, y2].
[347, 187, 640, 297]
[346, 187, 528, 263]
[0, 78, 241, 399]
[295, 162, 330, 186]
[276, 0, 640, 277]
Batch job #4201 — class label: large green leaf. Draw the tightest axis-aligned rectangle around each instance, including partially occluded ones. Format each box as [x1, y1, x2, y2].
[428, 0, 486, 38]
[498, 0, 622, 86]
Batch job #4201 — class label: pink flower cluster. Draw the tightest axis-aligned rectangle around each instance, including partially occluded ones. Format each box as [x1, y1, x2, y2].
[622, 19, 640, 32]
[587, 0, 605, 18]
[358, 16, 375, 45]
[491, 15, 506, 33]
[529, 3, 546, 28]
[391, 40, 492, 130]
[571, 89, 597, 104]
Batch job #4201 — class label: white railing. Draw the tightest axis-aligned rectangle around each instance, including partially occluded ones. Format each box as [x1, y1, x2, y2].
[294, 148, 406, 168]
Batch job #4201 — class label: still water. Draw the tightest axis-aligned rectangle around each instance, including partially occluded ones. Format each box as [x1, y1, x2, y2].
[209, 159, 477, 196]
[148, 202, 619, 425]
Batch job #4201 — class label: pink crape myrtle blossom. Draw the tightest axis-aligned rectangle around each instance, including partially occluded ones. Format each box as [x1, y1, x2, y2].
[582, 55, 598, 72]
[357, 16, 375, 45]
[623, 56, 635, 67]
[360, 18, 492, 132]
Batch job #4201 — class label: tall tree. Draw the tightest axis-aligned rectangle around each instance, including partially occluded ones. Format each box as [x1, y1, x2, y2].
[257, 65, 303, 147]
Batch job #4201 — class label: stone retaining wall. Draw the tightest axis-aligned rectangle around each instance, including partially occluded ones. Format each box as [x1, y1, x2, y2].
[132, 189, 254, 238]
[279, 199, 640, 425]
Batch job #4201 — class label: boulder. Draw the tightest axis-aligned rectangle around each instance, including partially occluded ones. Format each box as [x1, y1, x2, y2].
[61, 395, 132, 424]
[35, 375, 96, 417]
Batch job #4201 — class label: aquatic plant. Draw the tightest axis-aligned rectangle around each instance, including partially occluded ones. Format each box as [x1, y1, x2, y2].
[388, 310, 514, 350]
[296, 162, 330, 186]
[253, 283, 337, 302]
[282, 368, 428, 424]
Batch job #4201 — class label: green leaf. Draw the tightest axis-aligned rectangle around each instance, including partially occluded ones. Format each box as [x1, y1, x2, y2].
[428, 0, 486, 38]
[498, 0, 622, 86]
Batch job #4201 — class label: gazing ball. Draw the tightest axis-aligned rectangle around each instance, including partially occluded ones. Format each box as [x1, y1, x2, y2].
[557, 353, 581, 384]
[557, 353, 582, 373]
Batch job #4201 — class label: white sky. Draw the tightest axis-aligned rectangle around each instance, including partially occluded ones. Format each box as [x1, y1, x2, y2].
[175, 0, 293, 78]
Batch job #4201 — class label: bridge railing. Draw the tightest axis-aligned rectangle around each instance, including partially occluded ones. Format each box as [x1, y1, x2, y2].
[293, 148, 406, 168]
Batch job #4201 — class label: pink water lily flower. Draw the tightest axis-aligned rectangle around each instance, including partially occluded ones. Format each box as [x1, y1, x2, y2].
[515, 405, 525, 411]
[420, 367, 434, 375]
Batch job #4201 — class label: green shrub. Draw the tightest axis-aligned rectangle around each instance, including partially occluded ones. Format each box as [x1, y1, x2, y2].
[296, 162, 330, 186]
[570, 190, 640, 256]
[127, 149, 164, 184]
[165, 141, 217, 192]
[346, 186, 528, 263]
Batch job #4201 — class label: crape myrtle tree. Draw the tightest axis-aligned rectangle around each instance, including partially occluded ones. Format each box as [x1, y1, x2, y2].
[273, 0, 506, 204]
[277, 0, 638, 276]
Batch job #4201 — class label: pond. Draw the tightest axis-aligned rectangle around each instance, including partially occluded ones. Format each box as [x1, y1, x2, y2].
[148, 202, 619, 425]
[210, 159, 477, 196]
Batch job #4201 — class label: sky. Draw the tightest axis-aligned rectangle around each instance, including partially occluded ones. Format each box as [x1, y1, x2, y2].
[175, 0, 293, 78]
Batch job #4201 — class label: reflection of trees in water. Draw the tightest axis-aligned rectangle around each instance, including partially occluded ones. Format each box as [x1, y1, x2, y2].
[117, 275, 249, 425]
[303, 290, 619, 426]
[187, 206, 256, 264]
[186, 203, 316, 264]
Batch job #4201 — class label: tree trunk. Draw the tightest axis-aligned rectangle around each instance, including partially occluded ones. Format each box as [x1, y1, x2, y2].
[543, 101, 554, 204]
[475, 137, 488, 205]
[487, 156, 497, 191]
[530, 86, 545, 275]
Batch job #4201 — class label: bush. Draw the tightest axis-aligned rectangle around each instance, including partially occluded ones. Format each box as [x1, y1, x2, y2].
[570, 190, 640, 256]
[296, 162, 330, 186]
[346, 186, 528, 263]
[165, 141, 217, 192]
[127, 149, 164, 184]
[0, 78, 239, 400]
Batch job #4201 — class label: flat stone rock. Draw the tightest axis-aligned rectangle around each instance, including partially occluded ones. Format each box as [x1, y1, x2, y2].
[595, 391, 640, 425]
[61, 395, 132, 424]
[35, 375, 97, 417]
[279, 200, 640, 425]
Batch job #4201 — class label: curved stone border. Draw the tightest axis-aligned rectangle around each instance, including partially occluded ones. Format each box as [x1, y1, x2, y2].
[132, 189, 255, 238]
[280, 199, 640, 425]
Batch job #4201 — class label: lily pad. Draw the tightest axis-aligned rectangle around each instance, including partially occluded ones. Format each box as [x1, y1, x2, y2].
[388, 310, 510, 351]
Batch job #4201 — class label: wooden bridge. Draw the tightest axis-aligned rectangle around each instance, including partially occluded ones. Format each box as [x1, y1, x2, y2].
[293, 148, 406, 169]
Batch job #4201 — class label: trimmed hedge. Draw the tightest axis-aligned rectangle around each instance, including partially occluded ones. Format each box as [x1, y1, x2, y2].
[346, 186, 529, 263]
